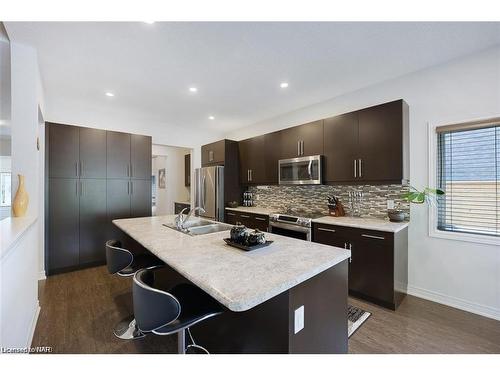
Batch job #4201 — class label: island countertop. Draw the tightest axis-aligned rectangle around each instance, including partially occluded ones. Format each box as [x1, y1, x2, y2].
[113, 215, 350, 312]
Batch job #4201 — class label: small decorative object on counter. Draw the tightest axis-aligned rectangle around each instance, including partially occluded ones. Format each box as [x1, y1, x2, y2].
[387, 202, 406, 222]
[348, 190, 364, 217]
[13, 174, 29, 217]
[230, 223, 247, 244]
[327, 196, 345, 217]
[225, 225, 273, 251]
[227, 201, 239, 208]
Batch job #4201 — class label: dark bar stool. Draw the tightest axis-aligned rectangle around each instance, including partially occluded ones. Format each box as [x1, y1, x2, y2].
[105, 239, 164, 340]
[133, 267, 224, 354]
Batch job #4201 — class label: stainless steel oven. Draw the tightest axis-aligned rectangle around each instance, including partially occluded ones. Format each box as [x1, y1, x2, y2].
[278, 155, 322, 185]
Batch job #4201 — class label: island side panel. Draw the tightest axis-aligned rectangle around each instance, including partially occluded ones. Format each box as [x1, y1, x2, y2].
[288, 259, 348, 354]
[190, 291, 290, 354]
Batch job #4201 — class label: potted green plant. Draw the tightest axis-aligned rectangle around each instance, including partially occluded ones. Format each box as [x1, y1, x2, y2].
[403, 186, 445, 207]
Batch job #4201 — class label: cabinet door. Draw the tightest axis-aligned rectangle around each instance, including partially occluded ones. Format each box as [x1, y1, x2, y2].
[201, 140, 225, 166]
[48, 178, 79, 271]
[236, 212, 254, 228]
[49, 123, 79, 178]
[297, 120, 324, 157]
[357, 100, 403, 182]
[107, 131, 131, 179]
[225, 210, 237, 225]
[79, 127, 107, 178]
[313, 224, 351, 248]
[185, 154, 191, 187]
[253, 214, 269, 232]
[349, 231, 394, 304]
[264, 131, 281, 184]
[239, 136, 267, 184]
[279, 120, 323, 159]
[79, 179, 107, 264]
[323, 113, 359, 182]
[131, 134, 152, 179]
[106, 179, 131, 244]
[131, 179, 152, 218]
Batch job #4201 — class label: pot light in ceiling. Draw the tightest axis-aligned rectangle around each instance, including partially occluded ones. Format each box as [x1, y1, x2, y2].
[105, 92, 115, 97]
[189, 87, 198, 93]
[143, 21, 155, 24]
[208, 116, 215, 120]
[280, 82, 289, 89]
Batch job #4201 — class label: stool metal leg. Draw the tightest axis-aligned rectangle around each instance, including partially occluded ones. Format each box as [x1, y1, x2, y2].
[177, 329, 186, 354]
[114, 316, 145, 340]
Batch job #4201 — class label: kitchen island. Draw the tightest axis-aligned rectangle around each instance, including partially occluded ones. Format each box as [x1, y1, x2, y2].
[113, 215, 351, 353]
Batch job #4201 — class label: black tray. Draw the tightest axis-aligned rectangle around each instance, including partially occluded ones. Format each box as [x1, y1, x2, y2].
[223, 238, 274, 251]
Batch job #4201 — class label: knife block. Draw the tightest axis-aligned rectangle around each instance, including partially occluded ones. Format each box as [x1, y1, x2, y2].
[328, 202, 345, 217]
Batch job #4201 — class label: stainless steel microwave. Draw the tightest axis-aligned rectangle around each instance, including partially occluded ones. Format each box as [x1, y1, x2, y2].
[278, 155, 322, 185]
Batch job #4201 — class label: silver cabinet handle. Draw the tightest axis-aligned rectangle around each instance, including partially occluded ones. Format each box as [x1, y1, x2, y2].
[75, 162, 78, 177]
[250, 169, 253, 181]
[301, 140, 304, 156]
[209, 150, 214, 162]
[361, 234, 385, 240]
[247, 169, 250, 182]
[358, 159, 362, 178]
[354, 159, 357, 178]
[76, 180, 78, 195]
[130, 181, 133, 195]
[130, 163, 132, 177]
[127, 181, 130, 195]
[349, 243, 352, 250]
[255, 217, 266, 221]
[318, 227, 336, 233]
[297, 141, 300, 156]
[240, 214, 250, 218]
[227, 212, 236, 216]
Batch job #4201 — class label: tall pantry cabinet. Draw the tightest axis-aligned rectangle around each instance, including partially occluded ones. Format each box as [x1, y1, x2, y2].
[46, 123, 152, 275]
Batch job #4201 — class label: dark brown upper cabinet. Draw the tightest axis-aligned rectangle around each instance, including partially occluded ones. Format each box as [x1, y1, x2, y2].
[323, 113, 359, 182]
[79, 127, 107, 178]
[48, 123, 80, 178]
[324, 99, 408, 184]
[239, 135, 268, 184]
[279, 120, 324, 159]
[357, 100, 407, 182]
[185, 153, 191, 187]
[106, 131, 131, 179]
[131, 134, 152, 179]
[201, 140, 226, 166]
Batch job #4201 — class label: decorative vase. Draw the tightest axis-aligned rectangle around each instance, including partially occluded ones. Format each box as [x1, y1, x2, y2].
[13, 174, 29, 217]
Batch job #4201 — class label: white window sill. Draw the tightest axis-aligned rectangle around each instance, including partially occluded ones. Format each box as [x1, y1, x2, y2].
[429, 227, 499, 246]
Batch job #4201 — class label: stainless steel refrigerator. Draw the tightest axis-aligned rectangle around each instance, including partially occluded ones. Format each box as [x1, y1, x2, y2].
[195, 166, 224, 221]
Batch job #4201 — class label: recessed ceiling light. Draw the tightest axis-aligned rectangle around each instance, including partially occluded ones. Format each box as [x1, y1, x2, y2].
[189, 87, 198, 93]
[280, 82, 289, 88]
[208, 116, 215, 120]
[143, 21, 155, 24]
[105, 92, 115, 97]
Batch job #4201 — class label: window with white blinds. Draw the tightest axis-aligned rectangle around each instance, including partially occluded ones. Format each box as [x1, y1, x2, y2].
[436, 120, 499, 237]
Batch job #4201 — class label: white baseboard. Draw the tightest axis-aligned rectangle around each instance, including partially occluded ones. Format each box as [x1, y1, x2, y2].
[407, 285, 500, 321]
[38, 270, 46, 280]
[27, 301, 41, 347]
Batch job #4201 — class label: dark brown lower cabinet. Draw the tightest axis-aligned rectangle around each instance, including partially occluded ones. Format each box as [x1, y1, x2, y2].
[130, 179, 152, 218]
[313, 223, 408, 310]
[79, 179, 107, 265]
[48, 178, 80, 271]
[225, 210, 269, 232]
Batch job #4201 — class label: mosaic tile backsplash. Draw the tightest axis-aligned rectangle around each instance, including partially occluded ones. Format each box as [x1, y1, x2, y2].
[247, 184, 410, 220]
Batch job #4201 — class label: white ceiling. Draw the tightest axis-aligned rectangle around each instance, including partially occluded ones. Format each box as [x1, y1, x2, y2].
[5, 22, 500, 145]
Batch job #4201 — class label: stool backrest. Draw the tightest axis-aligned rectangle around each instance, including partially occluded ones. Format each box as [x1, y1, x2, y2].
[133, 268, 181, 332]
[105, 240, 134, 274]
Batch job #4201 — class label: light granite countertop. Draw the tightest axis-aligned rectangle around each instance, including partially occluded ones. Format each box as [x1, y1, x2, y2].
[312, 216, 409, 233]
[113, 215, 350, 312]
[225, 206, 275, 215]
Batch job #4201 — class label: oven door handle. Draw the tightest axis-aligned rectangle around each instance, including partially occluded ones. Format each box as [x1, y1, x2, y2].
[270, 221, 311, 233]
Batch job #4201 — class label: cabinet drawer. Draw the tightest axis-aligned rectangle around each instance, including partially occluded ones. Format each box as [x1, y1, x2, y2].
[352, 228, 394, 245]
[313, 223, 353, 247]
[252, 214, 269, 232]
[225, 210, 238, 225]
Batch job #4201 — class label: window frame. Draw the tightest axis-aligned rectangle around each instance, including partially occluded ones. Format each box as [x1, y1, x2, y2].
[428, 118, 499, 246]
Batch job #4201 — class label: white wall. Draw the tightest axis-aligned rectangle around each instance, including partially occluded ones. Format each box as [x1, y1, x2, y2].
[152, 144, 191, 215]
[226, 46, 500, 320]
[0, 39, 45, 348]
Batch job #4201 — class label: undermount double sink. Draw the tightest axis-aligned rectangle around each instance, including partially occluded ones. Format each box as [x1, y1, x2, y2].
[163, 218, 232, 236]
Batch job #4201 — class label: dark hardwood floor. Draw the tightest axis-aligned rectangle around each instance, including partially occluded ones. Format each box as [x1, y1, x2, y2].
[32, 265, 500, 354]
